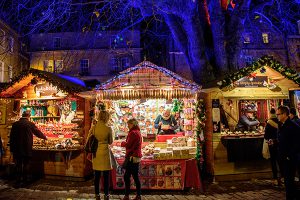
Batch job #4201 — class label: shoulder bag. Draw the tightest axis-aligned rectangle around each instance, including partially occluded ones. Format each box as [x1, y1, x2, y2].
[84, 127, 98, 153]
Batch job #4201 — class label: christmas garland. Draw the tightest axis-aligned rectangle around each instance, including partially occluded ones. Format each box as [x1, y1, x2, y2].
[0, 68, 87, 96]
[195, 98, 206, 162]
[218, 55, 300, 89]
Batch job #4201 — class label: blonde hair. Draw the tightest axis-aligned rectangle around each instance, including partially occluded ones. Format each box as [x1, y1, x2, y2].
[97, 110, 110, 123]
[127, 118, 139, 127]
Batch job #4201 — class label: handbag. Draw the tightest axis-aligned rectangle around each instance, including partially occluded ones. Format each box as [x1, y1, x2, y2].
[262, 139, 270, 159]
[109, 148, 118, 169]
[84, 127, 98, 153]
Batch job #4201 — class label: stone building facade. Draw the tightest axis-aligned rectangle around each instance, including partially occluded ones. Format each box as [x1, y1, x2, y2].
[29, 31, 142, 83]
[0, 20, 29, 83]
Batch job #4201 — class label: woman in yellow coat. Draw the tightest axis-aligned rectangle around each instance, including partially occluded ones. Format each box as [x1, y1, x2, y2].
[90, 110, 114, 200]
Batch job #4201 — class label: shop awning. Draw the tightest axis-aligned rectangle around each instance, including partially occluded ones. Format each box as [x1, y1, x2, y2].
[0, 69, 87, 97]
[94, 61, 201, 100]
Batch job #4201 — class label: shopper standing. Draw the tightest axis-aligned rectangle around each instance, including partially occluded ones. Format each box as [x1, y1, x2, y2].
[264, 108, 282, 186]
[121, 118, 142, 200]
[290, 107, 300, 125]
[277, 106, 300, 200]
[9, 110, 47, 187]
[91, 110, 114, 200]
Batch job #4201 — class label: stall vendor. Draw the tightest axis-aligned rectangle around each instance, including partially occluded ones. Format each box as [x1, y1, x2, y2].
[154, 109, 178, 135]
[236, 109, 259, 132]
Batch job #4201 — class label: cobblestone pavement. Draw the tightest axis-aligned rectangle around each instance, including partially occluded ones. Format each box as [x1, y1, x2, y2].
[0, 178, 285, 200]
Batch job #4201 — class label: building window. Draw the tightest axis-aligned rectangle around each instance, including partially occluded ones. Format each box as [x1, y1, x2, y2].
[111, 57, 130, 72]
[0, 29, 4, 48]
[121, 57, 130, 69]
[80, 59, 89, 75]
[43, 60, 54, 72]
[8, 65, 12, 81]
[54, 60, 63, 73]
[111, 57, 120, 72]
[262, 33, 269, 44]
[0, 61, 4, 82]
[8, 37, 14, 52]
[245, 56, 254, 65]
[243, 33, 251, 44]
[53, 37, 61, 48]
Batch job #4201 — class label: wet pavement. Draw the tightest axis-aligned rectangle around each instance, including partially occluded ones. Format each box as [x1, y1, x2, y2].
[0, 177, 285, 200]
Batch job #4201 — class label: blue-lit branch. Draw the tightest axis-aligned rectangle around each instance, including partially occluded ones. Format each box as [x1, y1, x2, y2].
[0, 0, 299, 83]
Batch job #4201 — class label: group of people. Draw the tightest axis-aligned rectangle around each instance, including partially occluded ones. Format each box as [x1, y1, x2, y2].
[264, 106, 300, 200]
[89, 110, 142, 200]
[8, 106, 183, 199]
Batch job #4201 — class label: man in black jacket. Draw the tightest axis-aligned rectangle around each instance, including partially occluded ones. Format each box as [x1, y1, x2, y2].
[277, 106, 300, 200]
[264, 108, 282, 186]
[9, 110, 47, 186]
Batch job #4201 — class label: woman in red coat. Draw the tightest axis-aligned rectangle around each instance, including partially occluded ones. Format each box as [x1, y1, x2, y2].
[121, 118, 142, 200]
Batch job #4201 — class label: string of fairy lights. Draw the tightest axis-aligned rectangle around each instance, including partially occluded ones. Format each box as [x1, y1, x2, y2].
[99, 61, 201, 91]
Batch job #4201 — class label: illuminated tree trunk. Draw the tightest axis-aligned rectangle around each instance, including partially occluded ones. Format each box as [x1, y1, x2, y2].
[208, 0, 228, 75]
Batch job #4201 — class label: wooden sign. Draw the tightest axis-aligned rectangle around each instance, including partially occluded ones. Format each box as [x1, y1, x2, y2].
[34, 82, 58, 97]
[236, 76, 268, 88]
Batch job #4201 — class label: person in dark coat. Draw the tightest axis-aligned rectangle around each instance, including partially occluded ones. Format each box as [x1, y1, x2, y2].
[290, 107, 300, 125]
[276, 106, 300, 200]
[154, 108, 178, 135]
[9, 110, 47, 186]
[264, 108, 282, 186]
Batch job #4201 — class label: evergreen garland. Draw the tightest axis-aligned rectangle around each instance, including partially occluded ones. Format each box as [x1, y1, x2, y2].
[172, 99, 183, 113]
[195, 98, 206, 162]
[219, 56, 300, 89]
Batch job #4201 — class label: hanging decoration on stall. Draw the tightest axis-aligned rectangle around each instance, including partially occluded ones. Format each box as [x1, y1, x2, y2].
[34, 82, 60, 97]
[195, 99, 206, 163]
[235, 76, 268, 88]
[172, 99, 183, 113]
[218, 56, 300, 89]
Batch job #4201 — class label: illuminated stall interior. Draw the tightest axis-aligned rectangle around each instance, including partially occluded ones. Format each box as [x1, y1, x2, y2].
[202, 56, 300, 181]
[0, 69, 92, 179]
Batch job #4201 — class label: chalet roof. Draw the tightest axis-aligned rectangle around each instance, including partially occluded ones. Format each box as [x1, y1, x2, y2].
[0, 69, 87, 97]
[217, 56, 300, 89]
[95, 61, 201, 100]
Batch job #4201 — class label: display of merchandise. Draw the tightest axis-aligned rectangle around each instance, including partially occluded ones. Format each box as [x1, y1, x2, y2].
[19, 98, 83, 150]
[100, 99, 196, 139]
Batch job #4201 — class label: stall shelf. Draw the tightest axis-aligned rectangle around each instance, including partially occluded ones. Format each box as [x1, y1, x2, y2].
[202, 56, 300, 181]
[0, 69, 92, 179]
